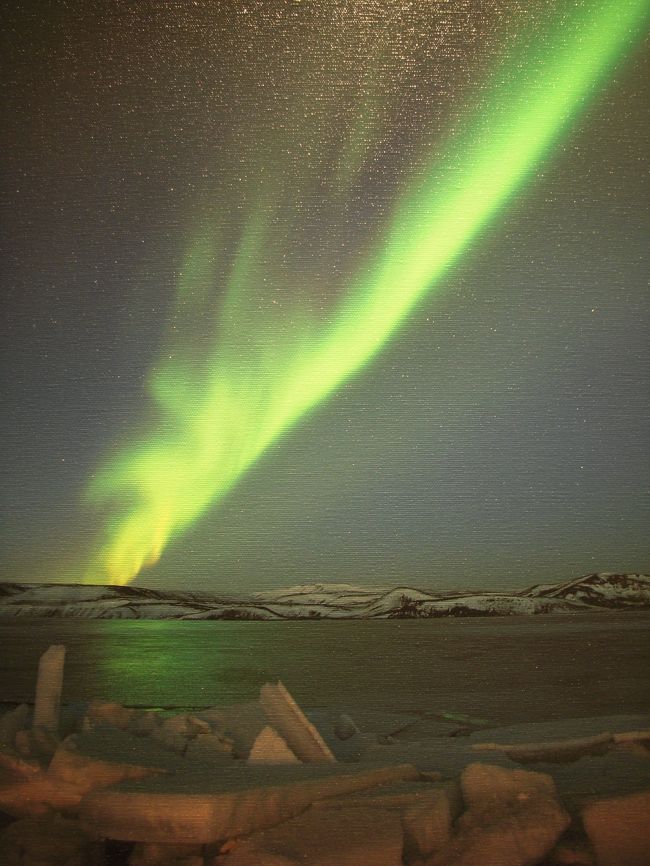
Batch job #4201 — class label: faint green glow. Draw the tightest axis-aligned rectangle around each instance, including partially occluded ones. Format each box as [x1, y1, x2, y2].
[84, 0, 648, 585]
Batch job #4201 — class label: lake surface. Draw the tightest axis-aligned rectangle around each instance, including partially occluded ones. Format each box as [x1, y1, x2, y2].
[1, 613, 649, 725]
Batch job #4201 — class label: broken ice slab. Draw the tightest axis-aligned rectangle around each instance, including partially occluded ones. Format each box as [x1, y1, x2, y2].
[470, 731, 614, 763]
[582, 790, 650, 866]
[259, 682, 335, 763]
[0, 704, 30, 752]
[466, 714, 650, 745]
[210, 803, 406, 866]
[434, 710, 491, 727]
[79, 761, 420, 844]
[248, 726, 299, 765]
[195, 701, 267, 759]
[33, 645, 66, 734]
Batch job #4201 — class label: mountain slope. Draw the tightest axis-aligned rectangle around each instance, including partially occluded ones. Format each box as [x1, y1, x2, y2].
[0, 573, 647, 620]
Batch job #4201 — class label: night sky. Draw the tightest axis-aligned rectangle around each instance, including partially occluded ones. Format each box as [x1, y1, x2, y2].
[1, 1, 648, 592]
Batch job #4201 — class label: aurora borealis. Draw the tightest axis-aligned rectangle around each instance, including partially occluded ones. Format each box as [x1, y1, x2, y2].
[2, 1, 649, 590]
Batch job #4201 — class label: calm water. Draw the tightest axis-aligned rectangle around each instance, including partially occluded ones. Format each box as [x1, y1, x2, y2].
[1, 613, 649, 725]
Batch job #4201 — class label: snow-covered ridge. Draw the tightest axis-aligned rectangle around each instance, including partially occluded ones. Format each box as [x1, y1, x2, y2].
[0, 573, 647, 620]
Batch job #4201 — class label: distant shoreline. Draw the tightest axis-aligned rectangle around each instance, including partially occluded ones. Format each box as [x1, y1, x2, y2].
[1, 573, 648, 620]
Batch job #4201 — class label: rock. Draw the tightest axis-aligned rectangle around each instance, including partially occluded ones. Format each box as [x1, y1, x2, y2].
[0, 705, 30, 751]
[581, 790, 650, 866]
[248, 727, 299, 765]
[426, 763, 570, 866]
[85, 700, 135, 732]
[79, 762, 420, 844]
[209, 805, 404, 866]
[33, 646, 66, 735]
[334, 714, 359, 741]
[0, 813, 103, 865]
[259, 682, 335, 764]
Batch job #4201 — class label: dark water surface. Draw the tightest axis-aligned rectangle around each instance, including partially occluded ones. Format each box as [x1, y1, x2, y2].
[1, 613, 649, 725]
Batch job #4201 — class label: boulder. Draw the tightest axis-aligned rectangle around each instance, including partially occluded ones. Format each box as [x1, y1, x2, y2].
[209, 805, 404, 866]
[581, 790, 650, 866]
[0, 813, 103, 865]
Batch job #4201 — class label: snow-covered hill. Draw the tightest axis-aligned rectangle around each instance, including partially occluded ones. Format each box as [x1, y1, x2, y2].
[526, 572, 650, 608]
[0, 573, 647, 620]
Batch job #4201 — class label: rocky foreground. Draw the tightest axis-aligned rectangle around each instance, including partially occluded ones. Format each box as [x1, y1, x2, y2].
[0, 647, 649, 865]
[1, 572, 649, 619]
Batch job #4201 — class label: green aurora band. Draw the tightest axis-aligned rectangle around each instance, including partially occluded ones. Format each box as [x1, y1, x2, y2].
[84, 0, 648, 585]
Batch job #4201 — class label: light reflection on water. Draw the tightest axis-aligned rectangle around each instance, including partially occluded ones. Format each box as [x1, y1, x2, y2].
[1, 613, 649, 725]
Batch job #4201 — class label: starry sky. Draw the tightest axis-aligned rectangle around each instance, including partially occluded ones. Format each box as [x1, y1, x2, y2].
[1, 0, 648, 592]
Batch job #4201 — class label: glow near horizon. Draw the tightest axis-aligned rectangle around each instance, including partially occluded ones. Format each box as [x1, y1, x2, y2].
[83, 0, 648, 585]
